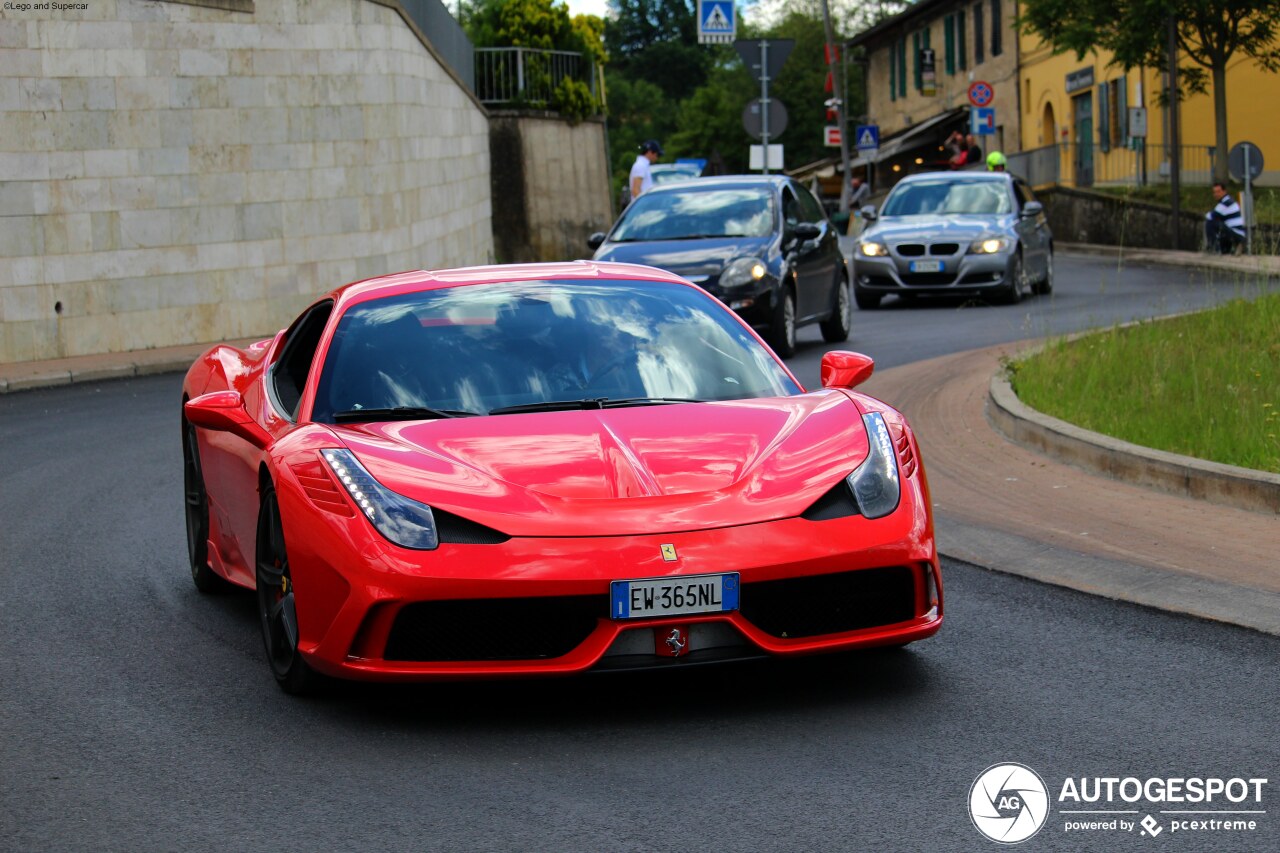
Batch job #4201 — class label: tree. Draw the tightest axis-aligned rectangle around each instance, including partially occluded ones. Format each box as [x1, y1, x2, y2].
[1019, 0, 1280, 182]
[605, 0, 712, 102]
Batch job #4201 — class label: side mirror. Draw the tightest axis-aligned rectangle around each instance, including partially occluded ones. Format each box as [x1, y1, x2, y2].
[860, 205, 878, 222]
[820, 350, 875, 390]
[794, 222, 822, 242]
[1022, 201, 1044, 218]
[185, 391, 272, 449]
[587, 232, 607, 251]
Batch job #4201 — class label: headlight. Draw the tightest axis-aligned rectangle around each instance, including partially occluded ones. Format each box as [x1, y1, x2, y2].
[969, 236, 1010, 254]
[859, 241, 889, 257]
[720, 257, 768, 289]
[846, 412, 901, 519]
[321, 449, 439, 550]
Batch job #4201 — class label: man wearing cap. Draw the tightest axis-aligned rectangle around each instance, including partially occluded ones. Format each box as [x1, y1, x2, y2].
[630, 140, 664, 203]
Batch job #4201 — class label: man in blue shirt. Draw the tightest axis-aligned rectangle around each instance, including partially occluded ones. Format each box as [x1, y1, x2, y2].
[1204, 182, 1246, 254]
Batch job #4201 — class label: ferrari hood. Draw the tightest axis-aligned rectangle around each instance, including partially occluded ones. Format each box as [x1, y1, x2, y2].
[331, 392, 871, 537]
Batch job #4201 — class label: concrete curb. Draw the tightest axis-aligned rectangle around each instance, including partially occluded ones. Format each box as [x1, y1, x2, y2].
[1059, 242, 1280, 277]
[988, 370, 1280, 515]
[1, 357, 198, 394]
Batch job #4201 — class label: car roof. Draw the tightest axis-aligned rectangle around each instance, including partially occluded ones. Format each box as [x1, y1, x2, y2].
[895, 171, 1014, 185]
[328, 261, 695, 311]
[645, 174, 792, 192]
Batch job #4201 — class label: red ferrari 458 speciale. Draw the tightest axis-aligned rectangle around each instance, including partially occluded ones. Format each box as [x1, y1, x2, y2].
[182, 262, 941, 692]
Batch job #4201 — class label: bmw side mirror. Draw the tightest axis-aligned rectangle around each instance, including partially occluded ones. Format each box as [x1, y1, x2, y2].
[185, 391, 272, 449]
[820, 350, 875, 389]
[860, 205, 878, 222]
[587, 232, 606, 251]
[794, 222, 822, 242]
[1022, 201, 1044, 218]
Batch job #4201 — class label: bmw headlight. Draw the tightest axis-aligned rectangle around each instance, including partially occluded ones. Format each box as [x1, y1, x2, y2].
[321, 448, 439, 550]
[846, 412, 901, 519]
[969, 236, 1010, 254]
[859, 240, 889, 257]
[720, 257, 768, 289]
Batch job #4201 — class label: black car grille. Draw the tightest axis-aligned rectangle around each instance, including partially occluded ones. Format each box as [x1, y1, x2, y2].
[384, 596, 606, 661]
[896, 244, 925, 257]
[930, 243, 960, 255]
[739, 566, 916, 638]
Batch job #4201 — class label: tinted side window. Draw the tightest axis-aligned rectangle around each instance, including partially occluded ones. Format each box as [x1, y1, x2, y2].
[796, 183, 826, 222]
[782, 187, 803, 232]
[271, 301, 333, 420]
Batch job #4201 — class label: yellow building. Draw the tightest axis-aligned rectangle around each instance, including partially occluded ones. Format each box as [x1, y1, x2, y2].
[1019, 33, 1280, 187]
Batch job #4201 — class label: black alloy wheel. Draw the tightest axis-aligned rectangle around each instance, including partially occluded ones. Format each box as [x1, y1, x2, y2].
[768, 286, 797, 357]
[255, 484, 317, 694]
[820, 273, 852, 343]
[184, 421, 230, 593]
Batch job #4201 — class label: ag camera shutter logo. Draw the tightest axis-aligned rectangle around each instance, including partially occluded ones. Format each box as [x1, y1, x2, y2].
[969, 763, 1051, 844]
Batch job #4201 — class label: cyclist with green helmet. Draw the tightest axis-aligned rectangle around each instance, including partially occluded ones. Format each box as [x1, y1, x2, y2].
[986, 151, 1007, 172]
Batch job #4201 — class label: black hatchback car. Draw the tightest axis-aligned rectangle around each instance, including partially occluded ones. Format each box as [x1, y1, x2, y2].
[588, 175, 850, 357]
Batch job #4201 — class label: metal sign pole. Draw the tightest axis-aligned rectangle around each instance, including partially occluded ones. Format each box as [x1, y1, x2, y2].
[760, 39, 770, 175]
[1244, 145, 1253, 255]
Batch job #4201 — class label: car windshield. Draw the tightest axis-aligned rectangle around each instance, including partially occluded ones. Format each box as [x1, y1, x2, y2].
[880, 179, 1013, 216]
[610, 187, 775, 241]
[650, 166, 701, 185]
[312, 280, 801, 422]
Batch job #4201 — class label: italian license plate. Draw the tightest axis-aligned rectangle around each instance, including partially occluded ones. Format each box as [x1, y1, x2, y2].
[610, 573, 740, 620]
[909, 260, 943, 273]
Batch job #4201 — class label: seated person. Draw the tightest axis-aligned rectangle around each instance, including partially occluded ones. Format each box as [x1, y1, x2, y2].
[1204, 182, 1245, 254]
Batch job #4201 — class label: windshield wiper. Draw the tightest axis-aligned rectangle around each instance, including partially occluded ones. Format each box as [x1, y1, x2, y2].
[332, 406, 480, 423]
[489, 397, 704, 416]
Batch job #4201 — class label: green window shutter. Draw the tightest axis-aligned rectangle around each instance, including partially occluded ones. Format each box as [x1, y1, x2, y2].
[945, 16, 955, 76]
[958, 11, 967, 70]
[913, 32, 921, 90]
[890, 43, 897, 102]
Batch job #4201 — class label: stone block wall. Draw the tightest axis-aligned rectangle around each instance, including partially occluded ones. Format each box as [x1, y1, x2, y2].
[0, 0, 493, 364]
[488, 111, 613, 264]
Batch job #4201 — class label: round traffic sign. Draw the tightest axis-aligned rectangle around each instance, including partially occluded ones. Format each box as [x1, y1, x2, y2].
[968, 81, 993, 108]
[1228, 142, 1264, 181]
[742, 98, 788, 140]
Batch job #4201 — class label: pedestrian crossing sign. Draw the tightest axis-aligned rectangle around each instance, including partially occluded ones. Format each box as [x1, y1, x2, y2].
[698, 0, 735, 44]
[855, 124, 880, 151]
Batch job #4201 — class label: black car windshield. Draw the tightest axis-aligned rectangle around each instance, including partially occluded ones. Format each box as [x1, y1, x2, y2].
[312, 280, 801, 422]
[880, 179, 1013, 216]
[610, 187, 775, 241]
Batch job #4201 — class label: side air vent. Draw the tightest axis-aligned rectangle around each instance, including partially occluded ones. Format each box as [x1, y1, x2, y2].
[801, 479, 861, 521]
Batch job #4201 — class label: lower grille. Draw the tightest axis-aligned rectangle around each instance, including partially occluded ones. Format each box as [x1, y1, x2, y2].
[384, 596, 606, 661]
[901, 272, 957, 286]
[739, 566, 916, 638]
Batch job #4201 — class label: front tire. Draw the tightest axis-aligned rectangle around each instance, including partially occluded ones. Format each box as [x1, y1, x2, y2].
[256, 484, 318, 695]
[819, 274, 851, 343]
[184, 421, 231, 594]
[1001, 253, 1025, 305]
[1032, 247, 1054, 295]
[767, 285, 797, 357]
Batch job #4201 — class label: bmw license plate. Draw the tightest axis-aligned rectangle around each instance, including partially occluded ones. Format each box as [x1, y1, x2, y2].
[909, 260, 943, 273]
[610, 573, 739, 620]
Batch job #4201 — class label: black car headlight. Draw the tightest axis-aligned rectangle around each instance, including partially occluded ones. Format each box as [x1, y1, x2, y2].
[846, 412, 901, 519]
[322, 449, 439, 550]
[720, 257, 768, 289]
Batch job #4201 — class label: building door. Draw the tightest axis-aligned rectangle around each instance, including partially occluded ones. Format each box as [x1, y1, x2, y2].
[1073, 92, 1093, 187]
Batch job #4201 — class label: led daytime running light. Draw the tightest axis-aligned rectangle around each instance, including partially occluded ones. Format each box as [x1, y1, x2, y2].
[321, 448, 439, 550]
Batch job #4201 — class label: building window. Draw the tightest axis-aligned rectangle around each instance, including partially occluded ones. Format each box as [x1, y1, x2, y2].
[991, 0, 1002, 57]
[913, 31, 922, 91]
[1099, 82, 1110, 153]
[958, 10, 967, 70]
[973, 3, 984, 65]
[899, 36, 907, 97]
[1025, 78, 1031, 112]
[945, 15, 956, 76]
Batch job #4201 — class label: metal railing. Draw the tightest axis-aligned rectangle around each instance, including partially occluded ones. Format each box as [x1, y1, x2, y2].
[474, 47, 596, 106]
[1024, 142, 1217, 189]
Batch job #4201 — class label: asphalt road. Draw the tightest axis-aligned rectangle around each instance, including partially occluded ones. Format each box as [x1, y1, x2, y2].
[2, 256, 1276, 852]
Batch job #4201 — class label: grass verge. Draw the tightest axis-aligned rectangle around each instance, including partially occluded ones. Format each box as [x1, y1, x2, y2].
[1010, 291, 1280, 473]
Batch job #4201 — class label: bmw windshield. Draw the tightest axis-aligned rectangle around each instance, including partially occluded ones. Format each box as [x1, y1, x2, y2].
[313, 280, 801, 422]
[610, 187, 776, 241]
[880, 178, 1013, 217]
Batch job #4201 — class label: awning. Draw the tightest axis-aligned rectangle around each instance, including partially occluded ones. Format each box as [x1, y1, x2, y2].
[873, 108, 967, 163]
